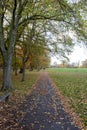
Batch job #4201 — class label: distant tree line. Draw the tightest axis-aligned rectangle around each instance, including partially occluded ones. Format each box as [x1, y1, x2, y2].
[51, 59, 87, 68]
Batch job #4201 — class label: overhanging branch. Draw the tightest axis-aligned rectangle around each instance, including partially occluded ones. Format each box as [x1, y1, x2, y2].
[18, 14, 67, 27]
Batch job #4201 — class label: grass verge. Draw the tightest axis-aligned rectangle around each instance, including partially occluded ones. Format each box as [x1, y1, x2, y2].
[47, 68, 87, 127]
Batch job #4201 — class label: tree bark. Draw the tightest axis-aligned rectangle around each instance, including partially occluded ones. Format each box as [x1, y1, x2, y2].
[14, 50, 18, 76]
[15, 68, 18, 76]
[21, 58, 26, 81]
[37, 60, 40, 71]
[1, 55, 13, 90]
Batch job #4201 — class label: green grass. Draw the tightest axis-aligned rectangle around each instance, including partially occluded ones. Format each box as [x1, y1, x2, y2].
[48, 67, 87, 73]
[47, 68, 87, 126]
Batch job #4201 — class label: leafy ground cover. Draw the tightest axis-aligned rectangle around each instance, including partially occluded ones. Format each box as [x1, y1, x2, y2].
[0, 70, 40, 129]
[0, 71, 83, 129]
[47, 68, 87, 127]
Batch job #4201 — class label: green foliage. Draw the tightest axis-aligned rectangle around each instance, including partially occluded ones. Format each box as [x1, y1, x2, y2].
[68, 0, 87, 42]
[47, 68, 87, 126]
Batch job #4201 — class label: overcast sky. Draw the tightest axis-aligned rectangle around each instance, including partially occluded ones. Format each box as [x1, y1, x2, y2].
[51, 45, 87, 65]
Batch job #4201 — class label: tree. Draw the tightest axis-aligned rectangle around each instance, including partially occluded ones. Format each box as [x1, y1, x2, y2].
[68, 0, 87, 43]
[12, 49, 21, 76]
[0, 0, 29, 90]
[28, 46, 50, 71]
[81, 59, 87, 68]
[0, 51, 3, 68]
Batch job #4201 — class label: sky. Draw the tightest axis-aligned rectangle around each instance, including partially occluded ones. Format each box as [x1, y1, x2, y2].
[51, 45, 87, 65]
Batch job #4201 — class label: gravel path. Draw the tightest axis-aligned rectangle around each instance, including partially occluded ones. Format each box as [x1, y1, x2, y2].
[19, 72, 80, 130]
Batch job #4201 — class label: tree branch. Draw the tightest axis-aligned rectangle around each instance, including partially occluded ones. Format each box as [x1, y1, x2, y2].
[18, 14, 63, 26]
[12, 0, 17, 29]
[0, 0, 6, 54]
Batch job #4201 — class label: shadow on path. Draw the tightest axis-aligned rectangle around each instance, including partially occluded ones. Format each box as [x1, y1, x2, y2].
[18, 72, 80, 130]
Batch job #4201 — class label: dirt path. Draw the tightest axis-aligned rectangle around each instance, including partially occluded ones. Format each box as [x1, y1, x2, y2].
[17, 72, 80, 130]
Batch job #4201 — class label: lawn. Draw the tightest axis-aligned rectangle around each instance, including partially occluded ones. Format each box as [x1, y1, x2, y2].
[47, 68, 87, 126]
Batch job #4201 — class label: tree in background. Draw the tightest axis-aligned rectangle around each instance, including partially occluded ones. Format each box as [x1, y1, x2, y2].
[81, 59, 87, 68]
[0, 52, 3, 68]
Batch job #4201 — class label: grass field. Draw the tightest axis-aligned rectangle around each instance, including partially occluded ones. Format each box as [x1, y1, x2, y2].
[47, 68, 87, 126]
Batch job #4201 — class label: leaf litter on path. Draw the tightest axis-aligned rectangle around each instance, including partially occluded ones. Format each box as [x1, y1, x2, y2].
[0, 72, 85, 130]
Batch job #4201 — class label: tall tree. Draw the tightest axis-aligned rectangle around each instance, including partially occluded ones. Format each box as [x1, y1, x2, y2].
[0, 0, 29, 90]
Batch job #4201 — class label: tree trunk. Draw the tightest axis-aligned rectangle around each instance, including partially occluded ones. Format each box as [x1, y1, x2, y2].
[37, 60, 40, 71]
[15, 68, 18, 76]
[1, 55, 13, 90]
[21, 58, 26, 81]
[29, 63, 33, 71]
[14, 50, 18, 76]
